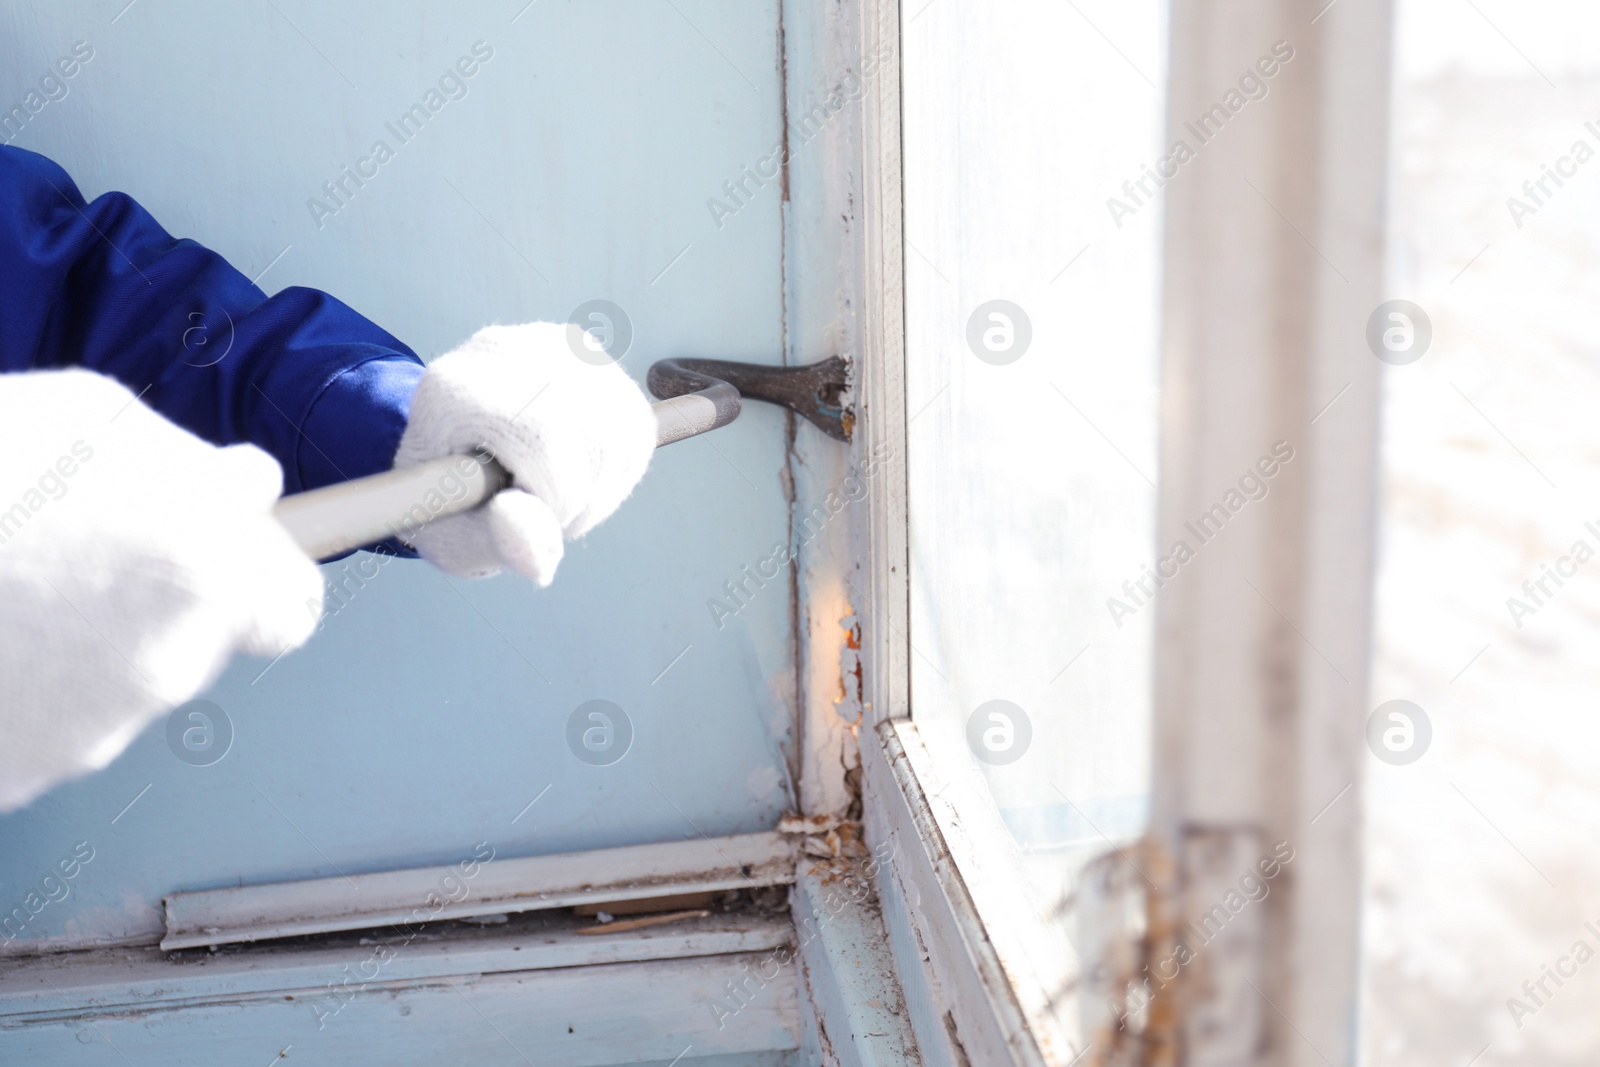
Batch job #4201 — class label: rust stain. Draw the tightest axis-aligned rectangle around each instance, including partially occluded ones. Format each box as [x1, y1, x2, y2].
[836, 610, 864, 725]
[779, 812, 843, 835]
[1080, 836, 1182, 1067]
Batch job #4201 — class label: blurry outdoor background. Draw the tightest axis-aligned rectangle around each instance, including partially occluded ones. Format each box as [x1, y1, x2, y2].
[1365, 0, 1600, 1063]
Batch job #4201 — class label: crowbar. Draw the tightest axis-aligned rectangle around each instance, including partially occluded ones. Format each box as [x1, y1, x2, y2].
[272, 356, 850, 560]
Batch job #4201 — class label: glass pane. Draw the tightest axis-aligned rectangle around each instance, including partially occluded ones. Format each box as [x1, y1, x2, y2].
[903, 0, 1166, 1017]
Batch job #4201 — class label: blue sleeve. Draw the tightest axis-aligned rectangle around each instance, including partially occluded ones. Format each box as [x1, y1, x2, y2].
[0, 145, 425, 553]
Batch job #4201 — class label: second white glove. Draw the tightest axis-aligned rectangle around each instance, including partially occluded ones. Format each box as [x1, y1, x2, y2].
[393, 323, 657, 584]
[0, 370, 324, 812]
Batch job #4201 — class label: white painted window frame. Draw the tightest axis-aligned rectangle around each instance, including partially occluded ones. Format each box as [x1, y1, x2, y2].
[848, 2, 1396, 1065]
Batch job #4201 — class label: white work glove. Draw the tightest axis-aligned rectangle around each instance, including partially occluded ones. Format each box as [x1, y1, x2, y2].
[392, 323, 656, 584]
[0, 370, 323, 813]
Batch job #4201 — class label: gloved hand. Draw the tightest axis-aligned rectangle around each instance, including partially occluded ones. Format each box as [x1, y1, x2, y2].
[0, 370, 324, 813]
[392, 323, 656, 584]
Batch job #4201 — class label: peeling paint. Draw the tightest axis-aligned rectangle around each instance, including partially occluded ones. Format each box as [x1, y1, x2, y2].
[778, 813, 844, 836]
[835, 611, 864, 725]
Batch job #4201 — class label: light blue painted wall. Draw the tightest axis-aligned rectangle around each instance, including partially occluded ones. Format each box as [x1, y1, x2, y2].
[0, 0, 797, 950]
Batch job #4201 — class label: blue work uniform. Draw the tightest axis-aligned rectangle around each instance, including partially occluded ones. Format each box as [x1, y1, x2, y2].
[0, 144, 423, 554]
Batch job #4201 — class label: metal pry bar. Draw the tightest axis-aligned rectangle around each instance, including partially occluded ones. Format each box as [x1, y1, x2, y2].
[273, 355, 851, 560]
[647, 355, 851, 442]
